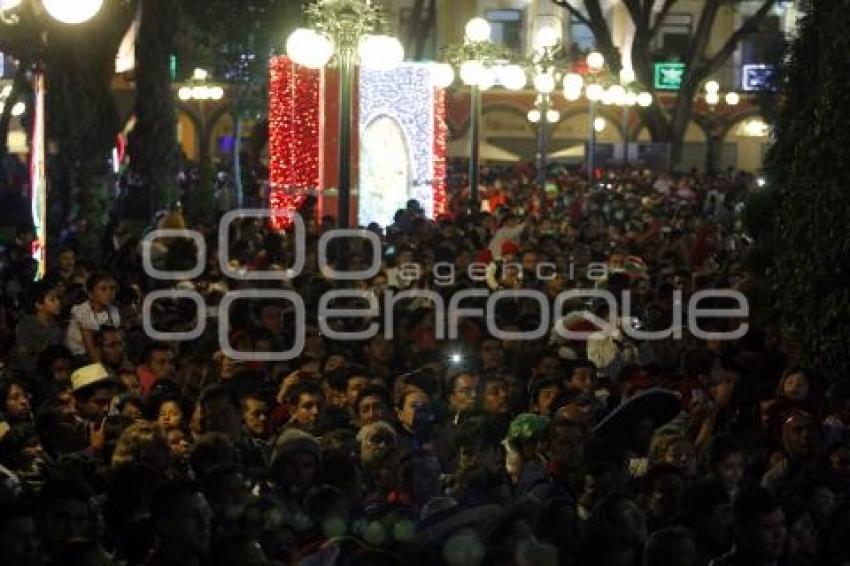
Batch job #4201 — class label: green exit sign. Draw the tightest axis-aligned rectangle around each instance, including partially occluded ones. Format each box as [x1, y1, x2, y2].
[654, 62, 686, 90]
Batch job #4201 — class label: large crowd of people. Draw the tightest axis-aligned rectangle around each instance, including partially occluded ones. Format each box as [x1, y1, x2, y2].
[0, 162, 843, 566]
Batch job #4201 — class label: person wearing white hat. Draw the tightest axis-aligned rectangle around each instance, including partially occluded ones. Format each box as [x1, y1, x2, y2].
[71, 363, 122, 424]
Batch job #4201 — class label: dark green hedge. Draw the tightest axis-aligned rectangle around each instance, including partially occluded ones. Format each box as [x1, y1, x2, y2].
[761, 1, 850, 377]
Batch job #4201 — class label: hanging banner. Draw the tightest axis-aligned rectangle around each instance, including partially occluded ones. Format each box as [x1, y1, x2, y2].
[31, 70, 46, 280]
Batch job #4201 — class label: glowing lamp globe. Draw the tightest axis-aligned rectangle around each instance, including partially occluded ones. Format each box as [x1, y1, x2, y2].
[593, 117, 606, 133]
[586, 83, 604, 101]
[609, 84, 626, 105]
[460, 60, 486, 86]
[725, 92, 740, 106]
[286, 28, 334, 69]
[191, 86, 210, 100]
[177, 87, 193, 101]
[705, 92, 720, 105]
[465, 18, 491, 43]
[637, 91, 653, 107]
[359, 35, 404, 71]
[500, 65, 527, 91]
[563, 72, 584, 93]
[586, 51, 605, 72]
[431, 63, 455, 88]
[533, 72, 556, 94]
[601, 88, 616, 106]
[624, 91, 638, 107]
[209, 86, 225, 101]
[546, 109, 561, 123]
[563, 86, 582, 101]
[478, 67, 496, 91]
[527, 109, 541, 123]
[619, 67, 636, 84]
[42, 0, 103, 24]
[704, 79, 720, 94]
[535, 26, 560, 51]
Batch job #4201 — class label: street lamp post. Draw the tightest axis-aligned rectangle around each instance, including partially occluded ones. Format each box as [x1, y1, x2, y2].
[286, 0, 404, 228]
[702, 80, 740, 174]
[436, 18, 521, 215]
[1, 0, 104, 280]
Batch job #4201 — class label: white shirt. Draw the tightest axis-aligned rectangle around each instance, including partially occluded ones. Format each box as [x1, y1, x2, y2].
[65, 301, 120, 356]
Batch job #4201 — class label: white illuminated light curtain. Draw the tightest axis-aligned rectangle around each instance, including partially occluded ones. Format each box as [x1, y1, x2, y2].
[31, 71, 46, 280]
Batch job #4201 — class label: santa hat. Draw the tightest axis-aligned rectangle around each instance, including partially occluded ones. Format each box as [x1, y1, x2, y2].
[501, 241, 520, 256]
[474, 249, 493, 264]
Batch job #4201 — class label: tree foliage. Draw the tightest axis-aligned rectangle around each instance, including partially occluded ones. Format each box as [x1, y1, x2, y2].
[759, 1, 850, 377]
[554, 0, 780, 165]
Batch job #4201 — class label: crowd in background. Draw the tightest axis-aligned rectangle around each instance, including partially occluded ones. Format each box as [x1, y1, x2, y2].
[0, 162, 844, 566]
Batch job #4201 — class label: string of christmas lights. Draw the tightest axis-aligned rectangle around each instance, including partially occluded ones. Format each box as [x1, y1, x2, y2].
[433, 86, 448, 217]
[269, 57, 321, 229]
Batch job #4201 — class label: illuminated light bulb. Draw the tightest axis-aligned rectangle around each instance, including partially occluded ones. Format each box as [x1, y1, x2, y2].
[533, 72, 556, 94]
[563, 86, 582, 101]
[286, 28, 334, 69]
[191, 86, 209, 100]
[500, 65, 527, 91]
[609, 84, 626, 105]
[637, 91, 653, 107]
[431, 63, 455, 88]
[619, 67, 636, 84]
[594, 116, 606, 133]
[359, 35, 404, 71]
[208, 86, 225, 100]
[563, 72, 584, 93]
[704, 79, 720, 94]
[42, 0, 103, 24]
[478, 67, 496, 90]
[705, 92, 720, 105]
[624, 91, 638, 106]
[460, 60, 486, 86]
[586, 83, 604, 101]
[725, 92, 740, 106]
[465, 17, 491, 43]
[587, 51, 605, 72]
[527, 109, 541, 123]
[601, 87, 616, 106]
[193, 68, 209, 81]
[546, 109, 561, 123]
[534, 26, 560, 51]
[177, 86, 192, 101]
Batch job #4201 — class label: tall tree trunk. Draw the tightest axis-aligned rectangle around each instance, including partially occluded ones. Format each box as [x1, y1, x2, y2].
[128, 0, 182, 219]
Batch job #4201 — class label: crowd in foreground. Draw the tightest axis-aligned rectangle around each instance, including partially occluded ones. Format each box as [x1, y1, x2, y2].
[0, 163, 844, 566]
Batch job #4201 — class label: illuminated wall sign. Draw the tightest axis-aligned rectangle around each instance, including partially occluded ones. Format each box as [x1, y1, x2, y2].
[358, 63, 447, 227]
[742, 64, 776, 91]
[654, 62, 686, 90]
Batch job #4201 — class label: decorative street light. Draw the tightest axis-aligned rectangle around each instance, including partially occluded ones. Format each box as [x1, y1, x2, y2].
[577, 54, 653, 181]
[0, 0, 104, 280]
[286, 0, 404, 228]
[1, 0, 102, 24]
[177, 68, 226, 102]
[437, 17, 521, 213]
[701, 79, 740, 174]
[527, 25, 571, 213]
